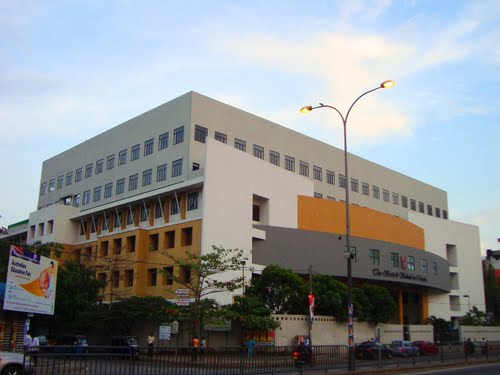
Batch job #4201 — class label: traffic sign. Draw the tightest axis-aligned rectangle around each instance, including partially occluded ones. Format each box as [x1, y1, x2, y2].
[175, 288, 190, 297]
[176, 298, 190, 306]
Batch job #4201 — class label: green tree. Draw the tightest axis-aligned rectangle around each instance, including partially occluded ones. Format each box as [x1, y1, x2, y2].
[312, 274, 347, 320]
[460, 306, 490, 326]
[426, 315, 453, 342]
[358, 284, 397, 324]
[227, 294, 280, 332]
[248, 264, 307, 314]
[52, 261, 104, 333]
[164, 245, 247, 334]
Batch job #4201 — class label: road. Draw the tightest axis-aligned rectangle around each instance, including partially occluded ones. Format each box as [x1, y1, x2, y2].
[408, 363, 500, 374]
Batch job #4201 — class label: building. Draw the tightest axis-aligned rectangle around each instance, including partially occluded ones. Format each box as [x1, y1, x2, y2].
[1, 91, 485, 328]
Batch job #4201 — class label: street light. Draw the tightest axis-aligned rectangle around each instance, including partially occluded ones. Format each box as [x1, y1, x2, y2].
[300, 80, 394, 371]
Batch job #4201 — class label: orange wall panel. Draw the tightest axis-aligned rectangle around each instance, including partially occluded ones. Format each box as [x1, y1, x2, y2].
[298, 196, 425, 250]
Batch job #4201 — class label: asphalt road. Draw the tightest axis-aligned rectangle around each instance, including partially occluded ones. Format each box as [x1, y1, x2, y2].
[408, 363, 500, 374]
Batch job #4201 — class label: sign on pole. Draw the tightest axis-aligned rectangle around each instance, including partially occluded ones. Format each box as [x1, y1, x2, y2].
[159, 325, 171, 340]
[3, 245, 58, 315]
[176, 298, 190, 307]
[175, 289, 190, 297]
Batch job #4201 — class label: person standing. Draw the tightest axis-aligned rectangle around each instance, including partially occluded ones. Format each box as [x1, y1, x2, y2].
[247, 337, 255, 359]
[147, 332, 155, 359]
[200, 336, 206, 358]
[23, 331, 33, 352]
[191, 336, 199, 361]
[29, 333, 40, 366]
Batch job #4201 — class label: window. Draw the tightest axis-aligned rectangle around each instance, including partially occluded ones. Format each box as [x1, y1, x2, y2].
[104, 183, 113, 198]
[351, 178, 358, 193]
[93, 186, 102, 202]
[131, 144, 140, 161]
[299, 161, 309, 177]
[165, 230, 175, 249]
[142, 169, 152, 186]
[313, 166, 322, 181]
[270, 150, 280, 166]
[339, 174, 346, 188]
[362, 182, 369, 196]
[408, 256, 415, 270]
[381, 189, 389, 202]
[194, 125, 208, 143]
[170, 197, 179, 215]
[163, 266, 174, 285]
[390, 252, 399, 268]
[74, 194, 81, 207]
[127, 208, 134, 225]
[253, 204, 260, 221]
[83, 190, 90, 205]
[418, 201, 424, 213]
[129, 174, 138, 191]
[180, 266, 191, 283]
[285, 156, 295, 172]
[187, 192, 198, 211]
[402, 196, 408, 208]
[158, 132, 169, 150]
[140, 205, 149, 222]
[427, 204, 433, 216]
[192, 162, 199, 171]
[373, 186, 380, 199]
[125, 270, 134, 287]
[144, 138, 154, 156]
[116, 178, 125, 195]
[148, 268, 157, 286]
[112, 271, 120, 288]
[98, 273, 106, 285]
[234, 138, 246, 151]
[102, 214, 109, 231]
[57, 176, 64, 189]
[215, 131, 227, 143]
[75, 168, 83, 182]
[127, 235, 136, 252]
[118, 149, 127, 165]
[96, 159, 104, 174]
[157, 164, 167, 182]
[172, 159, 182, 177]
[107, 154, 115, 170]
[181, 227, 193, 246]
[253, 144, 264, 159]
[432, 261, 438, 275]
[370, 249, 380, 265]
[435, 207, 441, 218]
[392, 192, 399, 205]
[314, 192, 323, 198]
[100, 241, 109, 256]
[66, 172, 73, 186]
[326, 170, 335, 185]
[113, 238, 122, 255]
[421, 259, 428, 273]
[40, 182, 47, 196]
[114, 212, 122, 228]
[443, 210, 448, 219]
[85, 163, 93, 178]
[174, 126, 184, 145]
[48, 179, 55, 192]
[410, 199, 416, 211]
[154, 200, 163, 219]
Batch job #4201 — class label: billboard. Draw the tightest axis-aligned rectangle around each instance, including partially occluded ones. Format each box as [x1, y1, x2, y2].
[3, 245, 58, 315]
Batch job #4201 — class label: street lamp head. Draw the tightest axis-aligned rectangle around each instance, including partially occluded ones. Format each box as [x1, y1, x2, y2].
[380, 80, 395, 89]
[300, 105, 313, 113]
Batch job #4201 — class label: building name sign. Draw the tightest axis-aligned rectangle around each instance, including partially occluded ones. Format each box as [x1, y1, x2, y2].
[372, 268, 428, 282]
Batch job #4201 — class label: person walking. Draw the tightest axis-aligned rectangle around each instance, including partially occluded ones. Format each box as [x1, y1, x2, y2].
[191, 336, 199, 361]
[23, 330, 33, 352]
[147, 332, 155, 359]
[28, 333, 40, 366]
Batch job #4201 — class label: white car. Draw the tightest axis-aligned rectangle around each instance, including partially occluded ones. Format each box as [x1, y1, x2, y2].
[0, 352, 33, 375]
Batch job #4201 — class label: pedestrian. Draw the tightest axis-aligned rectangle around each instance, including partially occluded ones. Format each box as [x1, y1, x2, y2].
[28, 333, 40, 366]
[247, 336, 255, 359]
[23, 330, 33, 352]
[191, 336, 199, 361]
[200, 336, 206, 358]
[147, 332, 155, 359]
[481, 337, 488, 354]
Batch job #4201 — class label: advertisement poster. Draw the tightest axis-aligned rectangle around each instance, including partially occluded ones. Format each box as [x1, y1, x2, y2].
[3, 245, 58, 315]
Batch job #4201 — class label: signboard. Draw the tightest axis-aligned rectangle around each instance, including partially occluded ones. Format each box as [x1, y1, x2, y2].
[159, 325, 171, 340]
[344, 246, 356, 260]
[176, 298, 190, 306]
[3, 245, 58, 315]
[175, 289, 190, 297]
[205, 320, 232, 332]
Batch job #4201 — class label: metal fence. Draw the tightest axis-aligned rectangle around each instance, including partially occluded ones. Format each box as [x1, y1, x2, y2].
[20, 341, 500, 375]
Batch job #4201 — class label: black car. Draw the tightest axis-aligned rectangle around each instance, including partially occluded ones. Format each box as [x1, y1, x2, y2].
[355, 341, 393, 360]
[110, 336, 139, 360]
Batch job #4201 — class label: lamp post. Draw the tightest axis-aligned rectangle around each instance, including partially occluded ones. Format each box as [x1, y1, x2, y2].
[300, 80, 394, 371]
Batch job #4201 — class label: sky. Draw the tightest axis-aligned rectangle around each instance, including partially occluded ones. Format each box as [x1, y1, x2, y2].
[1, 0, 499, 253]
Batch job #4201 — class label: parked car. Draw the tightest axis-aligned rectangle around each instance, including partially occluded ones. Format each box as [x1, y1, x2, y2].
[110, 336, 139, 360]
[390, 340, 420, 357]
[0, 351, 33, 375]
[412, 340, 439, 355]
[354, 341, 393, 360]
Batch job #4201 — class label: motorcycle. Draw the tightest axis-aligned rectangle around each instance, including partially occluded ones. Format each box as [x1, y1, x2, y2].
[292, 346, 314, 368]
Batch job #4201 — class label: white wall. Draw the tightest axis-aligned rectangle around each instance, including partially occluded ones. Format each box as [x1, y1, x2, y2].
[202, 139, 314, 305]
[409, 212, 485, 320]
[28, 204, 80, 245]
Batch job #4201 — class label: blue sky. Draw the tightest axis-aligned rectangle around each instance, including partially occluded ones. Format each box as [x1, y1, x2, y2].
[1, 0, 499, 253]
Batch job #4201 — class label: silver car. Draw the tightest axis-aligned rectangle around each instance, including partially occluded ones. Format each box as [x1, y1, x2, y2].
[0, 351, 33, 375]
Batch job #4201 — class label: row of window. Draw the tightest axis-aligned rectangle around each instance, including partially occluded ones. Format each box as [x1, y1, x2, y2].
[194, 125, 448, 220]
[39, 127, 186, 196]
[369, 249, 438, 275]
[97, 265, 191, 288]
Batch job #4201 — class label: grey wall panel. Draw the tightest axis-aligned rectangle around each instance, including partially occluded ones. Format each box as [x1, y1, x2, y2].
[253, 225, 450, 292]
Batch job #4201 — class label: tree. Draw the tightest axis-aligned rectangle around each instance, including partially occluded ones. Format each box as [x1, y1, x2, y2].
[248, 264, 307, 314]
[311, 274, 347, 320]
[460, 306, 490, 326]
[227, 294, 280, 332]
[164, 245, 247, 334]
[358, 284, 397, 324]
[426, 315, 453, 343]
[51, 261, 104, 333]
